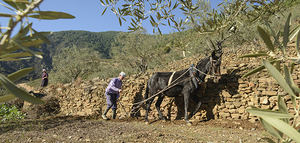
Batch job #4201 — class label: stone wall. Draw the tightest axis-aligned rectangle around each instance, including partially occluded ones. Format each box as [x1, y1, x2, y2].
[31, 46, 300, 122]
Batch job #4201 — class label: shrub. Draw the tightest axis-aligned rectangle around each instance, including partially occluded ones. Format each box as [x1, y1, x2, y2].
[0, 104, 24, 122]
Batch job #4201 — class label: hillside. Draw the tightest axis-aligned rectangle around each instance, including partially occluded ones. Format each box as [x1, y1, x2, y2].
[42, 30, 121, 59]
[0, 31, 121, 80]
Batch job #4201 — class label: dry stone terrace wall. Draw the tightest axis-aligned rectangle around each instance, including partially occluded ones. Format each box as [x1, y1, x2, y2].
[33, 46, 300, 122]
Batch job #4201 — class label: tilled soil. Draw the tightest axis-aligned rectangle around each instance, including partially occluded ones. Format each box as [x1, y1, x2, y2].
[0, 116, 271, 143]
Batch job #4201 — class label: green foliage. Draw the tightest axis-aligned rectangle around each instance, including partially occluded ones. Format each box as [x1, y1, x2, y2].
[111, 31, 162, 73]
[29, 11, 75, 19]
[100, 0, 299, 35]
[0, 0, 75, 104]
[45, 31, 120, 58]
[243, 13, 300, 142]
[0, 73, 44, 104]
[109, 29, 211, 75]
[51, 45, 102, 83]
[0, 104, 24, 122]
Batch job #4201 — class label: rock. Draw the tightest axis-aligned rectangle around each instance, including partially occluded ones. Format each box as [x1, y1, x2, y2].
[269, 96, 277, 103]
[260, 97, 269, 105]
[91, 86, 98, 90]
[238, 107, 245, 114]
[222, 91, 232, 98]
[219, 112, 230, 118]
[261, 105, 270, 109]
[249, 118, 258, 123]
[257, 88, 265, 91]
[233, 102, 242, 108]
[227, 108, 234, 113]
[250, 96, 259, 105]
[244, 90, 252, 94]
[56, 88, 63, 92]
[231, 114, 241, 119]
[239, 84, 248, 88]
[262, 91, 277, 96]
[249, 82, 255, 88]
[248, 102, 254, 106]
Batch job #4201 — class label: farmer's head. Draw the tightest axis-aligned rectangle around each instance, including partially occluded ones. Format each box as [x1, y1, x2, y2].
[119, 72, 126, 80]
[42, 69, 46, 72]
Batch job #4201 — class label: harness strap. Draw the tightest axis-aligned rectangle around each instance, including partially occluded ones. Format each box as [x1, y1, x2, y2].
[189, 64, 200, 88]
[168, 71, 176, 86]
[192, 67, 219, 77]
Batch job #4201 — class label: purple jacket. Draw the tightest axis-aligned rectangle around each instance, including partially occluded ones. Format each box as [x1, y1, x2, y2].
[42, 72, 48, 79]
[105, 77, 122, 97]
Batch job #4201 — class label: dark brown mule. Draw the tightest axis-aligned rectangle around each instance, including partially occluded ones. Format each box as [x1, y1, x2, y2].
[144, 44, 223, 124]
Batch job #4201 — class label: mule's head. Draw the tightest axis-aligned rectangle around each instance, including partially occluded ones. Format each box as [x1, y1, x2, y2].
[209, 41, 223, 82]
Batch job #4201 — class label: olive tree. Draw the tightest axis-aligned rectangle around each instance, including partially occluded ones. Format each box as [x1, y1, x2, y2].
[111, 31, 162, 73]
[100, 0, 298, 35]
[0, 0, 75, 104]
[51, 45, 102, 83]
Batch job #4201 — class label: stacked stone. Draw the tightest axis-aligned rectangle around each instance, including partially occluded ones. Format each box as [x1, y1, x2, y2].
[199, 46, 300, 122]
[52, 78, 107, 116]
[24, 44, 300, 122]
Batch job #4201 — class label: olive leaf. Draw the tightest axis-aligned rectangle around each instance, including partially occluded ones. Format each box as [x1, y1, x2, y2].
[29, 11, 75, 20]
[257, 26, 274, 52]
[263, 60, 297, 98]
[0, 74, 44, 104]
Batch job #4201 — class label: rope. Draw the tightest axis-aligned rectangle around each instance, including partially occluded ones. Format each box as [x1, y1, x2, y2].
[132, 69, 189, 106]
[192, 67, 221, 78]
[130, 69, 191, 113]
[130, 59, 221, 114]
[118, 100, 129, 118]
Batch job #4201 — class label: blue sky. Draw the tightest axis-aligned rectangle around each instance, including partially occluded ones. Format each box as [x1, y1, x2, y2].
[0, 0, 223, 34]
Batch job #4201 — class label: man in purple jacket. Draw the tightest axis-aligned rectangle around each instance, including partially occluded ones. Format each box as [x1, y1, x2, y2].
[102, 72, 126, 120]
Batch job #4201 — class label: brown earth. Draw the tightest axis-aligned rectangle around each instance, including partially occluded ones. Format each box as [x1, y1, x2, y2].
[0, 116, 270, 143]
[5, 43, 292, 143]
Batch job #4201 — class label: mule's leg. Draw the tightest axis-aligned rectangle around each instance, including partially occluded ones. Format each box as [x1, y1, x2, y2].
[189, 101, 202, 118]
[183, 93, 191, 124]
[144, 99, 154, 123]
[155, 95, 166, 120]
[188, 96, 202, 118]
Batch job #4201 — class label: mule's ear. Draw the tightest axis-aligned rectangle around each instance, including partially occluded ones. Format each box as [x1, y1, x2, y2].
[214, 39, 224, 51]
[206, 39, 216, 51]
[216, 41, 222, 50]
[206, 40, 213, 50]
[210, 39, 216, 50]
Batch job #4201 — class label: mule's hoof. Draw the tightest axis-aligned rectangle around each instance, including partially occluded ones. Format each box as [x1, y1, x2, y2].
[186, 122, 192, 126]
[145, 122, 149, 125]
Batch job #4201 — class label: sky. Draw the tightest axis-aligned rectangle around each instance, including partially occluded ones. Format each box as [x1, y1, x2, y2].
[0, 0, 223, 34]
